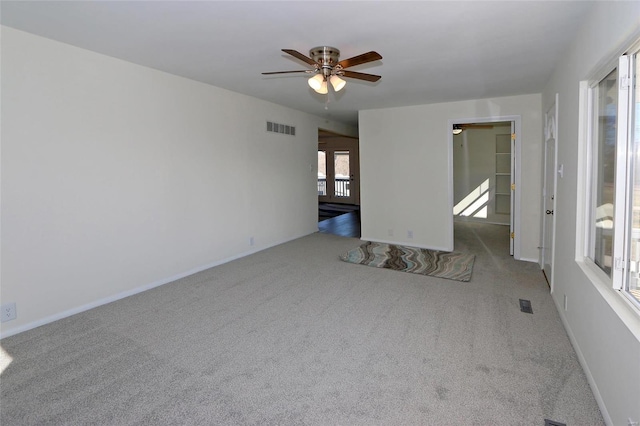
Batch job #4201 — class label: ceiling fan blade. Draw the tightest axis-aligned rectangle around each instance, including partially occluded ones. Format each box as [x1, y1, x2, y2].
[282, 49, 318, 66]
[262, 70, 310, 75]
[341, 70, 381, 82]
[338, 51, 382, 69]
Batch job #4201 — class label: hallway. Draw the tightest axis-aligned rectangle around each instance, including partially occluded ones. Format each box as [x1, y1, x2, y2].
[318, 203, 360, 238]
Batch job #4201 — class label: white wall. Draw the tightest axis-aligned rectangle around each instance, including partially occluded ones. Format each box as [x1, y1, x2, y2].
[541, 3, 640, 425]
[453, 124, 512, 225]
[359, 94, 541, 260]
[0, 27, 356, 337]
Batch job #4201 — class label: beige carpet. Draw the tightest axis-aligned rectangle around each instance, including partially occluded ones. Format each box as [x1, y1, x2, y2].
[0, 222, 603, 425]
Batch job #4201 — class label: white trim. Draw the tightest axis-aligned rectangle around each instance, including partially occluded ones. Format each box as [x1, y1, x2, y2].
[360, 237, 451, 252]
[0, 231, 313, 340]
[613, 55, 631, 290]
[618, 53, 637, 298]
[550, 94, 559, 293]
[448, 115, 522, 259]
[541, 94, 559, 293]
[621, 49, 640, 307]
[453, 217, 510, 226]
[513, 118, 522, 260]
[447, 125, 455, 252]
[575, 81, 591, 261]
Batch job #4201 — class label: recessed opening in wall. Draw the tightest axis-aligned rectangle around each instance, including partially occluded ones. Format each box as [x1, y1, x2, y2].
[452, 120, 514, 254]
[317, 128, 361, 238]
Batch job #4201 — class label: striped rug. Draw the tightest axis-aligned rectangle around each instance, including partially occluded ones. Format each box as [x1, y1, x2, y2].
[340, 241, 475, 282]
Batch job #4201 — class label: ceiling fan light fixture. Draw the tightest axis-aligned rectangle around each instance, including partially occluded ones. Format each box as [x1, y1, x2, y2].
[452, 125, 463, 135]
[330, 75, 346, 92]
[308, 74, 325, 91]
[316, 80, 328, 94]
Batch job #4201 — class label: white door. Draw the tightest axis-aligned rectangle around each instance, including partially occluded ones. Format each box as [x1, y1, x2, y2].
[317, 148, 357, 204]
[542, 95, 558, 287]
[332, 150, 356, 204]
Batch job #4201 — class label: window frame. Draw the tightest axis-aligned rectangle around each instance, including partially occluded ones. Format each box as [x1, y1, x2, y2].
[580, 46, 640, 312]
[586, 67, 619, 280]
[617, 52, 640, 308]
[583, 60, 619, 282]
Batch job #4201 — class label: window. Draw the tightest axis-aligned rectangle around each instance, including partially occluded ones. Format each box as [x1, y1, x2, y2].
[590, 68, 617, 277]
[586, 47, 640, 308]
[624, 52, 640, 305]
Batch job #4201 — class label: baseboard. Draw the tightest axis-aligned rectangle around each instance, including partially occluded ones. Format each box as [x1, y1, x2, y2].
[0, 231, 312, 340]
[360, 236, 452, 252]
[517, 256, 539, 263]
[453, 217, 510, 226]
[553, 296, 613, 425]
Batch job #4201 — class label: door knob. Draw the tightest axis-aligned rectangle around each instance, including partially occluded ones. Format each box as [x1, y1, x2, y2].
[546, 210, 554, 215]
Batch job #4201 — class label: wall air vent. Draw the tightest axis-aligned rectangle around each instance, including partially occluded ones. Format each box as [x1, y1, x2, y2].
[266, 121, 296, 136]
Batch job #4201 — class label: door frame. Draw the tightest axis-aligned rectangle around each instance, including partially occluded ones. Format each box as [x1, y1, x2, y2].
[541, 94, 559, 292]
[448, 115, 522, 260]
[318, 129, 360, 205]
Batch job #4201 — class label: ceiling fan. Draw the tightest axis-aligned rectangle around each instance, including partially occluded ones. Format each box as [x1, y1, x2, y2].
[262, 46, 382, 94]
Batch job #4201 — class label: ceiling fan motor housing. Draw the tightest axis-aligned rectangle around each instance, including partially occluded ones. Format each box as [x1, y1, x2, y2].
[310, 46, 340, 77]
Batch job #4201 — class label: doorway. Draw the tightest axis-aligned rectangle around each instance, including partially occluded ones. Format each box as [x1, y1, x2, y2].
[317, 129, 361, 238]
[318, 129, 360, 205]
[450, 116, 521, 259]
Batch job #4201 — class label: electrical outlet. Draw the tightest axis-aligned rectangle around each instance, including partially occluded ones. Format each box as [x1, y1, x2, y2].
[564, 294, 568, 311]
[249, 236, 255, 246]
[388, 229, 394, 237]
[1, 303, 17, 322]
[407, 230, 413, 238]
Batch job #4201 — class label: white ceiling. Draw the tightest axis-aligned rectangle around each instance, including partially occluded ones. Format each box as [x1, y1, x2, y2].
[0, 1, 593, 127]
